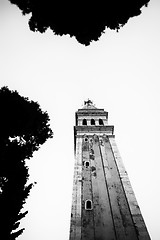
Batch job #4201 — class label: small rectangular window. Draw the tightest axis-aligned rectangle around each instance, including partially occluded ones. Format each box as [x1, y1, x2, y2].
[85, 200, 93, 210]
[85, 161, 90, 168]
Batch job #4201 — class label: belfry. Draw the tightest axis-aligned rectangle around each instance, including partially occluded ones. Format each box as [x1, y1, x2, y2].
[69, 100, 150, 240]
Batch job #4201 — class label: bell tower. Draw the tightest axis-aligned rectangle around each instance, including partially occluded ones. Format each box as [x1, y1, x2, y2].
[69, 100, 150, 240]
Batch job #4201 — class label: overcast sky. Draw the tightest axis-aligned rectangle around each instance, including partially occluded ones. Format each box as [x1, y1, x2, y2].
[0, 0, 160, 239]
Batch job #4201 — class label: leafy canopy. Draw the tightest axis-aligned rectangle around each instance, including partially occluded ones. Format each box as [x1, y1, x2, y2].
[0, 86, 53, 239]
[9, 0, 150, 45]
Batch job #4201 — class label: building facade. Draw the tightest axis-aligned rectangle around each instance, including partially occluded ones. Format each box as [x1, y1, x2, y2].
[69, 100, 150, 240]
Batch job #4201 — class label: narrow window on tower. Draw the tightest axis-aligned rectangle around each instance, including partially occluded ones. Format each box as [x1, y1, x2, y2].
[99, 118, 104, 125]
[85, 200, 93, 210]
[83, 119, 87, 125]
[85, 161, 90, 168]
[91, 119, 95, 125]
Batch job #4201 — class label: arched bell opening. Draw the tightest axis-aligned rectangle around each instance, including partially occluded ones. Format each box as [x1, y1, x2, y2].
[82, 118, 87, 125]
[99, 118, 104, 125]
[91, 119, 95, 125]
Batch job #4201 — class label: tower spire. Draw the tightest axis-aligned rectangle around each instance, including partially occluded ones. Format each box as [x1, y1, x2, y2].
[69, 103, 151, 240]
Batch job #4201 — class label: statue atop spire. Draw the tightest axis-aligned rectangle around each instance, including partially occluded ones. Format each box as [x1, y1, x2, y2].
[84, 99, 93, 106]
[83, 99, 96, 109]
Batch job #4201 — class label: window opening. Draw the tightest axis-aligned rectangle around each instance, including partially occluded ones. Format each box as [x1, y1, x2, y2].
[85, 161, 90, 168]
[85, 200, 93, 210]
[91, 119, 95, 125]
[99, 119, 104, 125]
[83, 119, 87, 125]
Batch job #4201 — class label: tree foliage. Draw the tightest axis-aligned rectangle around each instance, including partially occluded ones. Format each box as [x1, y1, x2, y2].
[0, 86, 53, 239]
[9, 0, 150, 45]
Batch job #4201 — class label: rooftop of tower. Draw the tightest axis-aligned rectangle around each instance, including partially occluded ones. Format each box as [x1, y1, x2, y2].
[77, 99, 107, 117]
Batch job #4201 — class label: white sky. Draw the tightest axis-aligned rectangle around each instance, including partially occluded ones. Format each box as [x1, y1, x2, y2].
[0, 0, 160, 239]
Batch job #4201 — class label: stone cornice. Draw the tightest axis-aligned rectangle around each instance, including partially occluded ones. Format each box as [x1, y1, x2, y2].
[74, 125, 114, 134]
[76, 112, 108, 116]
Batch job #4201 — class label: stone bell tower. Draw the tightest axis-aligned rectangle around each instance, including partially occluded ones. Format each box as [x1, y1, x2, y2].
[69, 100, 150, 240]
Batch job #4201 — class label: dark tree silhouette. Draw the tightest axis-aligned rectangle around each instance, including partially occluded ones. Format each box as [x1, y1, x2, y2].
[9, 0, 150, 45]
[0, 86, 53, 239]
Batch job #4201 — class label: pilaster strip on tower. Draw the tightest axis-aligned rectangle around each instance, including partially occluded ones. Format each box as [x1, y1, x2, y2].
[69, 137, 82, 240]
[92, 136, 116, 239]
[102, 136, 138, 239]
[81, 137, 95, 240]
[109, 137, 151, 240]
